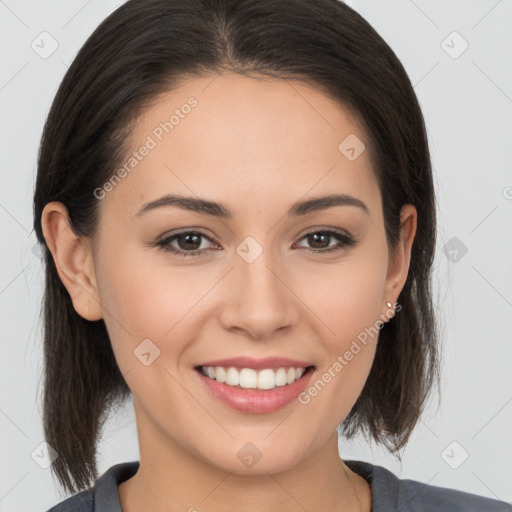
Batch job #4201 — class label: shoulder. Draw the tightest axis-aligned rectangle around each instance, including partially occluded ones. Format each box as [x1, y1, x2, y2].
[45, 490, 93, 512]
[45, 461, 140, 512]
[397, 477, 511, 511]
[345, 459, 511, 512]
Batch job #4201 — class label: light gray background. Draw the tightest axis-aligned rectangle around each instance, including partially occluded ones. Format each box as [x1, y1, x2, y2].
[1, 0, 511, 510]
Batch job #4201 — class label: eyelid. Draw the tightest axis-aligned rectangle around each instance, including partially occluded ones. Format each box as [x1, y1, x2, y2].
[154, 226, 357, 257]
[293, 228, 357, 253]
[298, 226, 353, 239]
[156, 227, 217, 245]
[156, 226, 352, 244]
[155, 229, 218, 250]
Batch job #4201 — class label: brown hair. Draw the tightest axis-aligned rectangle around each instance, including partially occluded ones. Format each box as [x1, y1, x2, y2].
[33, 0, 441, 495]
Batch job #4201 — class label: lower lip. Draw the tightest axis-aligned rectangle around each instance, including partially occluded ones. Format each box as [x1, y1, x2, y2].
[195, 366, 316, 414]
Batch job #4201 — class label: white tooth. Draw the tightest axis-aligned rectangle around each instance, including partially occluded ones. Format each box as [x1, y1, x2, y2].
[239, 368, 258, 388]
[257, 369, 276, 390]
[225, 367, 240, 386]
[203, 365, 305, 388]
[215, 366, 226, 383]
[275, 367, 287, 386]
[286, 367, 296, 385]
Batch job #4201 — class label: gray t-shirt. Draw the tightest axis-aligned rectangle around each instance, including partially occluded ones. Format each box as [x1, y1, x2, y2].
[46, 459, 511, 511]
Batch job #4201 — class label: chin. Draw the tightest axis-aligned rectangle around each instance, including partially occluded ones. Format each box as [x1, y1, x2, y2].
[199, 438, 310, 476]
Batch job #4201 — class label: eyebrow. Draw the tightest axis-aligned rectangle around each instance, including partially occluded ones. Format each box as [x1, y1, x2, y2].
[135, 193, 370, 218]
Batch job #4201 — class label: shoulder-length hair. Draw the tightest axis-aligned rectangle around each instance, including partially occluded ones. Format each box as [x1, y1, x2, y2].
[33, 0, 441, 494]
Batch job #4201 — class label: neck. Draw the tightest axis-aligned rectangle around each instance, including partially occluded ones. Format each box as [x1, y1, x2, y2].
[118, 408, 371, 512]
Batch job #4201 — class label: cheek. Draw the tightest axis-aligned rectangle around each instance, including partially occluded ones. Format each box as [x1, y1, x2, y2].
[97, 259, 168, 334]
[302, 249, 388, 341]
[302, 289, 381, 429]
[94, 247, 215, 362]
[299, 247, 387, 406]
[97, 247, 172, 324]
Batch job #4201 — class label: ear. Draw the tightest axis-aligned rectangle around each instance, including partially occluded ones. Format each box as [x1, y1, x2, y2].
[382, 203, 417, 318]
[41, 201, 103, 321]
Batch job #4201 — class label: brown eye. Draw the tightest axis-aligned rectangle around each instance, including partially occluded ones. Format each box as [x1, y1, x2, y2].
[295, 230, 357, 253]
[156, 231, 217, 257]
[154, 228, 357, 258]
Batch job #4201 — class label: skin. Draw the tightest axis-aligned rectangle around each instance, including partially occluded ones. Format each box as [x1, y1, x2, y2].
[42, 72, 416, 512]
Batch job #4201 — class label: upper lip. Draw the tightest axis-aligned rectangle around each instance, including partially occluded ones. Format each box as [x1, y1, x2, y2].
[196, 357, 315, 371]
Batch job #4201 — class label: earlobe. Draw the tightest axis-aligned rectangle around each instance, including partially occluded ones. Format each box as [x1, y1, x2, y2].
[41, 202, 103, 321]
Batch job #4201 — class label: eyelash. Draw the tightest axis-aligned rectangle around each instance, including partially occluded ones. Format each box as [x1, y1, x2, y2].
[154, 228, 357, 258]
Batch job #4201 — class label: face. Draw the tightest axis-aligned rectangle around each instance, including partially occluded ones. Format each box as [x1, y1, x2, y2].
[50, 72, 416, 475]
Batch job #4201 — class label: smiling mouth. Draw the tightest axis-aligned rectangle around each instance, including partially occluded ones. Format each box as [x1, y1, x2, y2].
[195, 365, 316, 391]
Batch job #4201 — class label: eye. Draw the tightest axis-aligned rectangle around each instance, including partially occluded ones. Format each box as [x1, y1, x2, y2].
[155, 230, 218, 257]
[154, 228, 357, 258]
[294, 229, 357, 254]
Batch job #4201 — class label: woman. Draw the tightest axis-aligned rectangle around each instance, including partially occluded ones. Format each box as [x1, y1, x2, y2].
[35, 0, 510, 510]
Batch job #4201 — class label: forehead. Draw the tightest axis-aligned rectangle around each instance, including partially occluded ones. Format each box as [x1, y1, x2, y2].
[105, 72, 381, 220]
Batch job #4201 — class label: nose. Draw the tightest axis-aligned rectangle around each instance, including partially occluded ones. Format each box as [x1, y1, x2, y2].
[218, 248, 300, 339]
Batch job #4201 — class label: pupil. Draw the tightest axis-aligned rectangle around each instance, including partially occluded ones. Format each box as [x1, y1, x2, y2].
[309, 233, 329, 249]
[179, 233, 201, 250]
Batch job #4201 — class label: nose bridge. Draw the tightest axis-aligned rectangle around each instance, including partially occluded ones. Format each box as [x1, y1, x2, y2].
[220, 234, 298, 337]
[237, 236, 286, 307]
